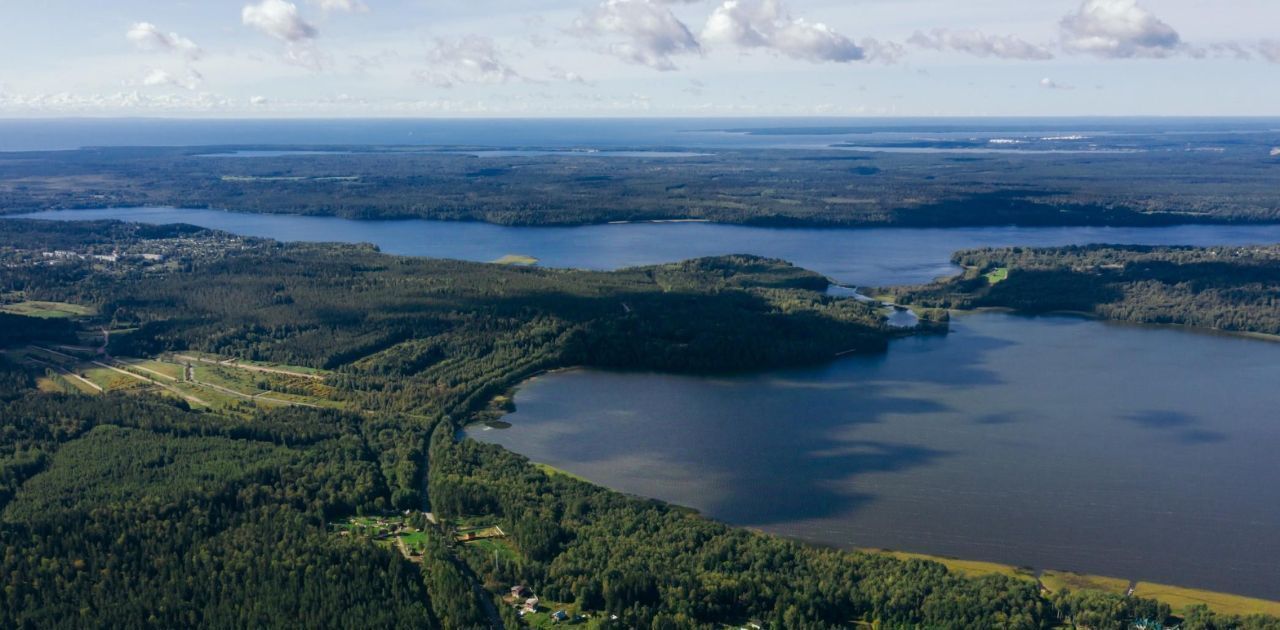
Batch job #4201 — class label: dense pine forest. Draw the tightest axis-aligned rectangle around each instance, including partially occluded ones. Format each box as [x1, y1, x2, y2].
[1, 220, 1278, 629]
[890, 244, 1280, 336]
[2, 143, 1280, 227]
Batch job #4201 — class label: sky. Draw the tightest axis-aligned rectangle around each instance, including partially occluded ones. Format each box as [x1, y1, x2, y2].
[1, 0, 1278, 117]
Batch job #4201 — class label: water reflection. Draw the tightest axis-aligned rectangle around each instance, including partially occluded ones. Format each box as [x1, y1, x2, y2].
[475, 313, 1280, 598]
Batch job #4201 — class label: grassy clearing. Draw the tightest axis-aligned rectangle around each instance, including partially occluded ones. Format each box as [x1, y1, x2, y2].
[35, 376, 69, 394]
[492, 254, 539, 266]
[0, 301, 93, 319]
[864, 549, 1035, 582]
[192, 366, 260, 395]
[1135, 582, 1280, 618]
[1039, 570, 1130, 595]
[178, 351, 328, 378]
[121, 359, 184, 380]
[82, 366, 145, 392]
[984, 267, 1009, 284]
[533, 462, 591, 484]
[466, 537, 520, 564]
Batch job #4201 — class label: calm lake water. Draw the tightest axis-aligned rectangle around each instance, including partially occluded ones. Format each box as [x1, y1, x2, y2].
[15, 207, 1280, 286]
[474, 312, 1280, 599]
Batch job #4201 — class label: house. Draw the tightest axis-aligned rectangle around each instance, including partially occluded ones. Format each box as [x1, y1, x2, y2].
[551, 610, 569, 622]
[522, 597, 539, 612]
[510, 585, 530, 598]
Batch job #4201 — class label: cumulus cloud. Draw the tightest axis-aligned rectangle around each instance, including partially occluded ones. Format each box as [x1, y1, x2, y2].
[701, 0, 866, 63]
[310, 0, 368, 12]
[243, 0, 328, 70]
[417, 36, 521, 87]
[1039, 77, 1073, 90]
[140, 68, 203, 90]
[1060, 0, 1182, 58]
[126, 22, 202, 60]
[909, 29, 1052, 60]
[243, 0, 318, 42]
[573, 0, 701, 71]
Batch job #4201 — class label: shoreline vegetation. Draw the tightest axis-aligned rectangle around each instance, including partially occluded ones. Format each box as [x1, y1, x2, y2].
[2, 219, 1278, 628]
[888, 244, 1280, 339]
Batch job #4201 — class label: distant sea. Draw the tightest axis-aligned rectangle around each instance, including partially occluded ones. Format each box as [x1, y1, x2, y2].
[2, 117, 1278, 152]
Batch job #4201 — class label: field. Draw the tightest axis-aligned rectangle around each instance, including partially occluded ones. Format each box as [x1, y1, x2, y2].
[175, 351, 329, 378]
[984, 267, 1009, 284]
[864, 549, 1035, 581]
[1134, 582, 1280, 618]
[3, 344, 344, 412]
[1039, 570, 1130, 595]
[0, 300, 92, 318]
[492, 254, 539, 266]
[117, 358, 184, 381]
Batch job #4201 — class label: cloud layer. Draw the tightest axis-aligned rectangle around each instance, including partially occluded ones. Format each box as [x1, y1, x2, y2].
[909, 29, 1052, 60]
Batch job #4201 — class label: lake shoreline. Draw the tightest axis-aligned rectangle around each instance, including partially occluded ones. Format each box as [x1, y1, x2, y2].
[10, 203, 1280, 231]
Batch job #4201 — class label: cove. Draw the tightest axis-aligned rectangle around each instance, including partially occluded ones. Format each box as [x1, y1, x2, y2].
[14, 207, 1280, 286]
[472, 312, 1280, 599]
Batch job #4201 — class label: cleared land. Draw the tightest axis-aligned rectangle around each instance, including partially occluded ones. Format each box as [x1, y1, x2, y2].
[1135, 582, 1280, 618]
[492, 254, 539, 266]
[0, 300, 92, 319]
[864, 549, 1034, 582]
[1039, 570, 1131, 595]
[863, 551, 1280, 618]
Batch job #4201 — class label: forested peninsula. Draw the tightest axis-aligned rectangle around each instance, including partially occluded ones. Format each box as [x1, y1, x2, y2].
[890, 244, 1280, 336]
[1, 220, 1277, 629]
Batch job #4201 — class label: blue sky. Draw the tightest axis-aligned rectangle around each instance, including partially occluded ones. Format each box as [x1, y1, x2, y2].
[1, 0, 1277, 117]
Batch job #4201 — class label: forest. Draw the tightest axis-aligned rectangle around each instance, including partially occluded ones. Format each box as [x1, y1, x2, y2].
[2, 142, 1279, 227]
[1, 220, 1278, 629]
[890, 244, 1280, 335]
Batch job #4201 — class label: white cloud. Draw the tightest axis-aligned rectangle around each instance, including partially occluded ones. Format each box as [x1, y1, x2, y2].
[250, 95, 270, 106]
[417, 36, 520, 88]
[909, 29, 1052, 60]
[243, 0, 318, 43]
[573, 0, 701, 71]
[126, 22, 202, 60]
[139, 68, 203, 90]
[1040, 77, 1073, 90]
[1060, 0, 1182, 58]
[701, 0, 866, 63]
[310, 0, 368, 12]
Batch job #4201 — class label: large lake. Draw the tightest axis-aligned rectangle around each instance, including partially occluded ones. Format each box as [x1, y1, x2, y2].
[16, 207, 1280, 286]
[12, 207, 1280, 597]
[475, 313, 1280, 599]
